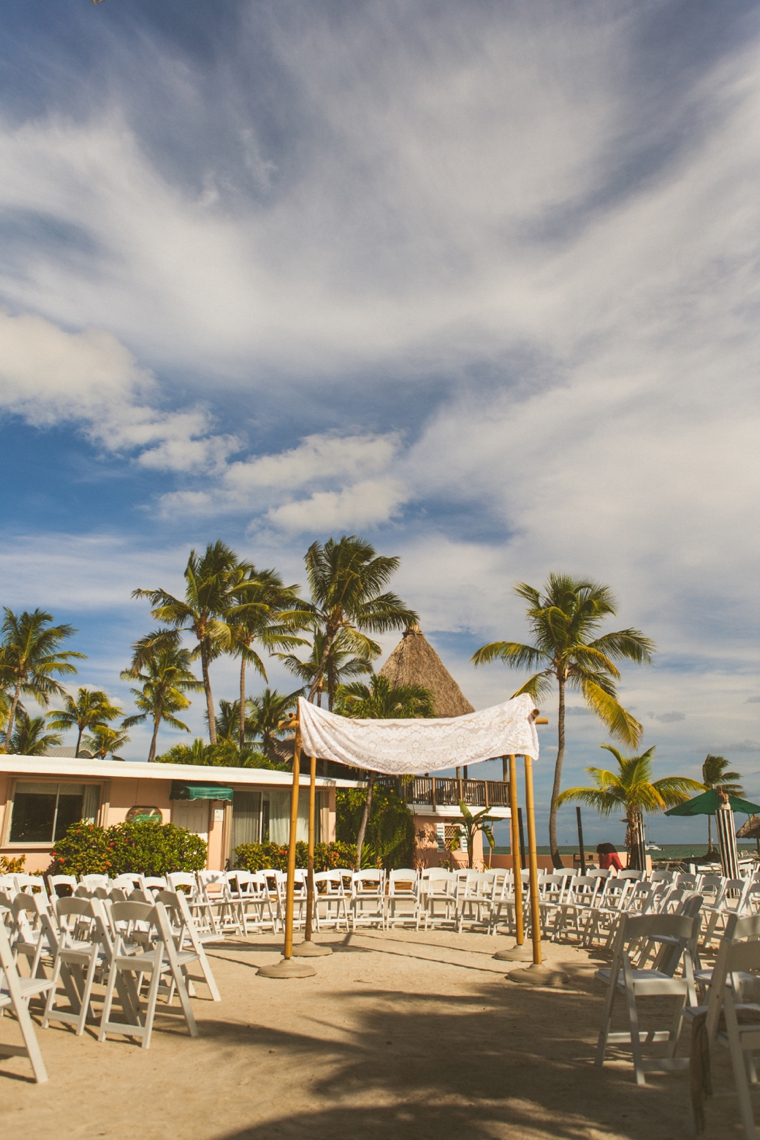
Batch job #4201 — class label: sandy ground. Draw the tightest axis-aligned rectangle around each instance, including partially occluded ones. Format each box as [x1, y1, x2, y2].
[0, 928, 750, 1140]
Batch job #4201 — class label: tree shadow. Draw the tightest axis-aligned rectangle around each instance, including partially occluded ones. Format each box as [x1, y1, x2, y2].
[196, 971, 727, 1140]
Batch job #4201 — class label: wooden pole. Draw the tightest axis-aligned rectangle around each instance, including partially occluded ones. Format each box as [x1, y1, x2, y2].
[508, 754, 524, 945]
[305, 754, 316, 941]
[292, 754, 331, 956]
[283, 719, 302, 961]
[257, 709, 317, 975]
[524, 754, 542, 966]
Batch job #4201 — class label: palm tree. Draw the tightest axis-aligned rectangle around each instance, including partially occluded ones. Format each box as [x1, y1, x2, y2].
[121, 632, 203, 762]
[84, 724, 131, 760]
[335, 674, 434, 868]
[556, 744, 703, 868]
[300, 536, 418, 704]
[49, 688, 122, 757]
[472, 575, 655, 867]
[9, 708, 63, 756]
[133, 541, 243, 744]
[0, 609, 85, 746]
[702, 754, 743, 853]
[246, 687, 302, 759]
[455, 802, 496, 870]
[227, 566, 306, 749]
[278, 627, 375, 710]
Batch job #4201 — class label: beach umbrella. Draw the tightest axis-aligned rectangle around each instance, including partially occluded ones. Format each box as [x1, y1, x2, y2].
[665, 790, 760, 877]
[664, 789, 760, 817]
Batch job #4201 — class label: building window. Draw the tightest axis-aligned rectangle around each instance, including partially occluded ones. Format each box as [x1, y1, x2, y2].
[9, 782, 100, 844]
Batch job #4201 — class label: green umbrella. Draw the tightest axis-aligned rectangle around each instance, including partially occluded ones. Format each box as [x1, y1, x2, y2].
[665, 789, 760, 817]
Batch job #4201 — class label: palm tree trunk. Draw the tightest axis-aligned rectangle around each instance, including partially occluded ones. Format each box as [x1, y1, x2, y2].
[548, 671, 566, 868]
[308, 627, 336, 703]
[5, 680, 22, 747]
[707, 814, 713, 852]
[75, 724, 84, 758]
[148, 713, 161, 763]
[355, 774, 375, 870]
[201, 645, 216, 745]
[239, 657, 247, 750]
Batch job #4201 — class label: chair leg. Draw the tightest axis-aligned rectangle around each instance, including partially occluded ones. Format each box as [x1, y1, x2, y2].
[625, 983, 646, 1086]
[141, 967, 163, 1050]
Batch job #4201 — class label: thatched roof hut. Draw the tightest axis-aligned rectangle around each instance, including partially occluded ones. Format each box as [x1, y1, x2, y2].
[737, 814, 760, 840]
[379, 625, 475, 718]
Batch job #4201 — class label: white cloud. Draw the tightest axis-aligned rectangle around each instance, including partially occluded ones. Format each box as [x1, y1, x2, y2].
[223, 433, 399, 494]
[265, 478, 407, 533]
[0, 309, 238, 472]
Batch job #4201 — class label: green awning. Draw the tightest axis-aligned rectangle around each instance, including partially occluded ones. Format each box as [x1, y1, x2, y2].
[665, 790, 760, 817]
[170, 782, 234, 802]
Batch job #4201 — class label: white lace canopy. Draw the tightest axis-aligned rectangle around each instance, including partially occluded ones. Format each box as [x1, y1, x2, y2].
[298, 693, 539, 775]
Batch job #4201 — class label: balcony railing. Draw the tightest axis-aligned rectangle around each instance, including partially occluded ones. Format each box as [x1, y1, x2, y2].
[378, 776, 509, 811]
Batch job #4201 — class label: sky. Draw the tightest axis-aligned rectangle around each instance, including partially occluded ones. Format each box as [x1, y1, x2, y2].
[2, 0, 759, 849]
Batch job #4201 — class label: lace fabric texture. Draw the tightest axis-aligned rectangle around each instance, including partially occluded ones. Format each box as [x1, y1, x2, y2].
[298, 693, 539, 775]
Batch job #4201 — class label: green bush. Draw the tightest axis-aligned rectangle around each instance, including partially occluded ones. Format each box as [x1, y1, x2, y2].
[51, 820, 207, 877]
[336, 784, 414, 869]
[234, 840, 357, 872]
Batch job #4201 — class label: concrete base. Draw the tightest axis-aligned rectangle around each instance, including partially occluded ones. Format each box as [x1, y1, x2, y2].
[292, 940, 333, 957]
[507, 962, 568, 987]
[256, 957, 317, 978]
[493, 941, 548, 962]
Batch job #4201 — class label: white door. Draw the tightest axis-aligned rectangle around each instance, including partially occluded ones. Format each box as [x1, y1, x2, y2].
[172, 800, 209, 841]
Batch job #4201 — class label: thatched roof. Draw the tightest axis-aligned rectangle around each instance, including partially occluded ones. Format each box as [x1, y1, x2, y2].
[737, 814, 760, 839]
[379, 626, 475, 718]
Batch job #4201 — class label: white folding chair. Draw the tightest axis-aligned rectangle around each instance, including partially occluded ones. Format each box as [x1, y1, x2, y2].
[312, 871, 350, 932]
[420, 869, 457, 930]
[385, 869, 419, 930]
[99, 901, 198, 1049]
[350, 871, 386, 930]
[686, 928, 760, 1140]
[0, 919, 54, 1083]
[155, 890, 221, 1002]
[595, 912, 699, 1085]
[456, 872, 495, 933]
[43, 897, 114, 1036]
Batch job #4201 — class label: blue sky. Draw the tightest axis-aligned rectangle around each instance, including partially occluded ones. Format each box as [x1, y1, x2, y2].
[2, 0, 760, 848]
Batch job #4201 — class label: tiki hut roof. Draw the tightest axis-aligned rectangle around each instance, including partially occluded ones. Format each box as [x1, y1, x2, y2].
[379, 625, 475, 718]
[737, 814, 760, 839]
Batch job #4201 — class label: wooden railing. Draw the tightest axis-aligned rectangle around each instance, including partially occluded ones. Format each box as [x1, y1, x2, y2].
[378, 776, 509, 811]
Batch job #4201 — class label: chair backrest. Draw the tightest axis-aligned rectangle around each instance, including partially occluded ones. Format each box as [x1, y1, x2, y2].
[14, 874, 48, 897]
[167, 872, 197, 890]
[112, 874, 143, 891]
[704, 936, 760, 1041]
[650, 870, 674, 884]
[81, 875, 110, 890]
[47, 874, 77, 898]
[618, 869, 646, 881]
[588, 868, 610, 879]
[726, 912, 760, 942]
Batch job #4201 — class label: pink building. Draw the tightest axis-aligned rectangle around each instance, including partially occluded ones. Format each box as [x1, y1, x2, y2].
[0, 755, 355, 873]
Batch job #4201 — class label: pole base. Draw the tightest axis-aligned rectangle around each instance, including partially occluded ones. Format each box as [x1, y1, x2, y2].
[493, 941, 548, 961]
[507, 962, 567, 987]
[292, 940, 333, 957]
[256, 957, 317, 978]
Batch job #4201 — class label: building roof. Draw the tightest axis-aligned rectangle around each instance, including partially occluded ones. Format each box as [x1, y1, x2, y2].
[379, 626, 475, 718]
[0, 755, 358, 788]
[44, 746, 96, 759]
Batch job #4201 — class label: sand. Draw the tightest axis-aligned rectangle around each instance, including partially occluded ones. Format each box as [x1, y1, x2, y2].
[0, 929, 747, 1140]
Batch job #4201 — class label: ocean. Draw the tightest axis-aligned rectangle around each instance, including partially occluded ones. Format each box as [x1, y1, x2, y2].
[493, 843, 759, 861]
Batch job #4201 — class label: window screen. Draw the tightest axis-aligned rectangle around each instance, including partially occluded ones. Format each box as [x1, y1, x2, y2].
[9, 782, 99, 844]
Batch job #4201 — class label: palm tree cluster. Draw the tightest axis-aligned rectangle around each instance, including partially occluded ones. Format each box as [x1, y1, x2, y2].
[0, 535, 419, 767]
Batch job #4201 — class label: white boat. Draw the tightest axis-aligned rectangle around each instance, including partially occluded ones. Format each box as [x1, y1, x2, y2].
[645, 842, 662, 851]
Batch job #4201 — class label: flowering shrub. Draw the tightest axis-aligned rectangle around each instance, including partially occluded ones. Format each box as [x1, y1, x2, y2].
[234, 840, 357, 872]
[51, 820, 207, 876]
[0, 853, 26, 873]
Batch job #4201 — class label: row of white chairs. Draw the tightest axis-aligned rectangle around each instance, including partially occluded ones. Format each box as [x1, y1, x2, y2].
[0, 885, 220, 1082]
